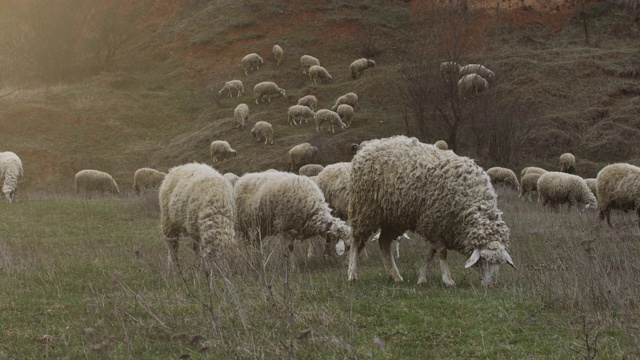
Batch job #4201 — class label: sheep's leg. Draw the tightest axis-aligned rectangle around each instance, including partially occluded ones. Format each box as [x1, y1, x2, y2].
[417, 245, 437, 284]
[165, 232, 180, 269]
[378, 228, 403, 282]
[395, 239, 400, 259]
[438, 248, 455, 286]
[348, 241, 360, 281]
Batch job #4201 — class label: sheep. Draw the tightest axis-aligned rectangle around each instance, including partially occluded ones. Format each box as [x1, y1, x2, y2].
[300, 55, 320, 74]
[457, 73, 489, 98]
[251, 121, 274, 145]
[315, 109, 346, 133]
[241, 53, 264, 76]
[0, 152, 23, 203]
[159, 163, 235, 273]
[272, 44, 283, 65]
[459, 64, 495, 79]
[518, 173, 541, 202]
[234, 103, 249, 129]
[308, 65, 333, 84]
[434, 140, 449, 150]
[350, 58, 376, 79]
[331, 92, 358, 111]
[219, 80, 244, 98]
[209, 140, 237, 162]
[584, 178, 597, 198]
[287, 105, 315, 126]
[75, 169, 120, 195]
[486, 167, 519, 192]
[223, 172, 240, 186]
[596, 163, 640, 228]
[253, 81, 286, 104]
[299, 164, 324, 177]
[537, 172, 597, 211]
[440, 61, 461, 81]
[521, 166, 547, 178]
[336, 104, 354, 128]
[559, 153, 576, 174]
[297, 95, 318, 112]
[346, 136, 515, 286]
[289, 143, 318, 171]
[133, 168, 166, 194]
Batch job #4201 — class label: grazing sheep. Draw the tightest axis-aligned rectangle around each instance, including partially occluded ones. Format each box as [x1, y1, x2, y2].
[596, 163, 640, 228]
[486, 167, 519, 191]
[159, 163, 235, 273]
[308, 65, 333, 84]
[559, 153, 576, 174]
[459, 64, 495, 79]
[347, 136, 515, 286]
[518, 173, 541, 202]
[219, 80, 244, 97]
[315, 109, 346, 133]
[299, 164, 324, 177]
[289, 143, 319, 171]
[350, 58, 376, 79]
[440, 61, 461, 80]
[272, 44, 283, 65]
[457, 73, 489, 98]
[521, 166, 547, 178]
[297, 95, 318, 112]
[234, 103, 249, 129]
[287, 105, 315, 126]
[253, 81, 286, 104]
[300, 55, 320, 74]
[224, 172, 240, 186]
[331, 92, 358, 111]
[0, 152, 23, 203]
[251, 121, 274, 145]
[210, 140, 237, 162]
[336, 104, 354, 128]
[133, 168, 166, 194]
[241, 53, 264, 76]
[537, 172, 597, 211]
[75, 169, 120, 195]
[434, 140, 449, 150]
[585, 178, 597, 198]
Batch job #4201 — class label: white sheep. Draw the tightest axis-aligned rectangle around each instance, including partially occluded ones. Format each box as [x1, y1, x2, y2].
[300, 55, 320, 74]
[537, 172, 597, 211]
[596, 163, 640, 228]
[347, 136, 515, 286]
[219, 80, 244, 97]
[486, 167, 519, 192]
[251, 121, 273, 145]
[209, 140, 237, 162]
[0, 152, 23, 203]
[434, 140, 449, 150]
[289, 143, 318, 171]
[75, 169, 120, 195]
[331, 92, 358, 111]
[133, 168, 166, 194]
[253, 81, 286, 104]
[457, 73, 489, 98]
[559, 153, 576, 174]
[349, 58, 376, 79]
[308, 65, 333, 84]
[440, 61, 461, 80]
[287, 105, 315, 126]
[521, 166, 547, 178]
[297, 95, 318, 111]
[315, 109, 346, 133]
[336, 104, 354, 128]
[223, 172, 240, 186]
[241, 53, 264, 76]
[159, 163, 235, 273]
[459, 64, 495, 79]
[298, 164, 324, 177]
[272, 44, 283, 65]
[234, 103, 249, 129]
[518, 172, 541, 202]
[584, 178, 597, 198]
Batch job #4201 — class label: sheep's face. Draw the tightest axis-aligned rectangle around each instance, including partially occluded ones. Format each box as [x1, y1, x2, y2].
[4, 190, 15, 203]
[279, 89, 286, 97]
[465, 241, 516, 287]
[329, 222, 351, 256]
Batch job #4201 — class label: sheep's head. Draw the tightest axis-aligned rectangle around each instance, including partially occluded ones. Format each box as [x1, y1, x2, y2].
[368, 59, 376, 68]
[328, 220, 351, 256]
[279, 89, 286, 97]
[465, 240, 515, 287]
[4, 189, 15, 203]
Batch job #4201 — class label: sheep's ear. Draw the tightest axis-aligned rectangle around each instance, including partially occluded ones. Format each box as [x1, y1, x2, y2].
[503, 250, 517, 269]
[465, 248, 481, 268]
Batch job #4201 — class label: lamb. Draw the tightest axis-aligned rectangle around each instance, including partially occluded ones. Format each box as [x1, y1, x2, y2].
[75, 169, 120, 195]
[537, 172, 597, 211]
[241, 53, 264, 76]
[440, 61, 461, 80]
[486, 167, 519, 192]
[0, 152, 23, 203]
[297, 95, 318, 112]
[287, 105, 315, 126]
[584, 178, 597, 198]
[300, 55, 320, 74]
[289, 143, 319, 171]
[346, 136, 515, 286]
[596, 163, 640, 228]
[209, 140, 237, 162]
[434, 140, 449, 150]
[159, 163, 235, 273]
[518, 173, 541, 202]
[251, 121, 274, 145]
[133, 168, 166, 194]
[559, 153, 576, 174]
[315, 109, 346, 133]
[331, 92, 358, 111]
[457, 73, 489, 98]
[521, 166, 547, 178]
[336, 104, 354, 128]
[349, 58, 376, 79]
[308, 65, 333, 84]
[253, 81, 286, 104]
[234, 103, 249, 129]
[298, 164, 324, 177]
[459, 64, 495, 79]
[223, 172, 240, 186]
[219, 80, 244, 98]
[272, 44, 283, 65]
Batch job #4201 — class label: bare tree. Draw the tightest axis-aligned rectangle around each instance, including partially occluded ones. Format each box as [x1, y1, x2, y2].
[86, 3, 139, 72]
[616, 0, 640, 26]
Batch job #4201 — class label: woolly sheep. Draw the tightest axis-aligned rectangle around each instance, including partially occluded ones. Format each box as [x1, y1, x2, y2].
[297, 95, 318, 112]
[336, 104, 354, 128]
[241, 53, 264, 76]
[596, 163, 640, 228]
[559, 153, 576, 174]
[219, 80, 244, 98]
[584, 178, 597, 198]
[434, 140, 449, 150]
[223, 172, 240, 186]
[287, 105, 315, 126]
[159, 163, 235, 273]
[440, 61, 461, 80]
[308, 65, 332, 84]
[209, 140, 237, 162]
[537, 172, 597, 211]
[0, 152, 23, 203]
[486, 167, 519, 192]
[75, 169, 120, 195]
[272, 44, 283, 65]
[346, 136, 515, 286]
[315, 109, 346, 133]
[299, 164, 324, 177]
[300, 55, 320, 74]
[133, 168, 166, 194]
[457, 73, 489, 98]
[459, 64, 495, 79]
[518, 173, 541, 202]
[331, 92, 358, 111]
[520, 166, 547, 178]
[253, 81, 286, 104]
[350, 58, 376, 79]
[289, 143, 318, 171]
[234, 103, 249, 129]
[251, 121, 274, 145]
